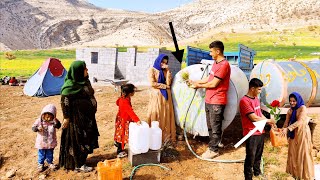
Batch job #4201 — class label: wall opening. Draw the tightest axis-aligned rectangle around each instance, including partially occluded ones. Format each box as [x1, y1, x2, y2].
[91, 52, 98, 64]
[133, 46, 137, 66]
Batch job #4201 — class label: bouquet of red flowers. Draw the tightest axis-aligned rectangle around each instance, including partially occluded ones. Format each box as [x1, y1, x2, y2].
[266, 100, 281, 122]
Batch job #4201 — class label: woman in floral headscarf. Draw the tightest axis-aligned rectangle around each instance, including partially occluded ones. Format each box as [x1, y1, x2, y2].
[147, 54, 176, 143]
[281, 92, 314, 180]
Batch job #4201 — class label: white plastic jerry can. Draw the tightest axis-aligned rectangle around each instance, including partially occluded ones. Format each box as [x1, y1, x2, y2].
[149, 121, 162, 150]
[129, 121, 150, 154]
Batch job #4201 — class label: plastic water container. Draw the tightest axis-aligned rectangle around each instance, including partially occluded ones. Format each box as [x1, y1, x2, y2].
[129, 121, 150, 154]
[270, 128, 288, 147]
[97, 158, 122, 180]
[149, 121, 162, 150]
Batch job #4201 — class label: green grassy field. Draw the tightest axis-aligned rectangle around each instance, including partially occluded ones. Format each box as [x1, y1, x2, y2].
[0, 49, 75, 77]
[195, 27, 320, 61]
[0, 26, 319, 78]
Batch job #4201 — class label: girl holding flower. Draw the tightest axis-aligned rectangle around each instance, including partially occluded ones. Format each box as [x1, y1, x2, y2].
[147, 54, 176, 144]
[280, 92, 314, 180]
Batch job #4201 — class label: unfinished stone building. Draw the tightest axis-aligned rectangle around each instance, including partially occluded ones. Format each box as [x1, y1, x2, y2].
[76, 48, 181, 85]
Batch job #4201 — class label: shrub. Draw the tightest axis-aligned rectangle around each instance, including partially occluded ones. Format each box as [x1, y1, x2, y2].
[272, 171, 289, 179]
[308, 26, 316, 31]
[5, 52, 16, 60]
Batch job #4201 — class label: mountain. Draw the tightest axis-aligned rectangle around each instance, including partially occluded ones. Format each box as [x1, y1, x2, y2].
[0, 0, 319, 50]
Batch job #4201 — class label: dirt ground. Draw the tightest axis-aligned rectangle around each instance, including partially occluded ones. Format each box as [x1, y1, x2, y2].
[1, 85, 319, 180]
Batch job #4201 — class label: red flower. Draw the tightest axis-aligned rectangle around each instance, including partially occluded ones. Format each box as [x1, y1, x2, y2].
[270, 100, 280, 107]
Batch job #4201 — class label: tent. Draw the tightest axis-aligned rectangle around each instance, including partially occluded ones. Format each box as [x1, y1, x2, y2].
[23, 58, 67, 97]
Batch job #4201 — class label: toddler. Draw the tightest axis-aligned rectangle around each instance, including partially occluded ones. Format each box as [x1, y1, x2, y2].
[32, 104, 61, 172]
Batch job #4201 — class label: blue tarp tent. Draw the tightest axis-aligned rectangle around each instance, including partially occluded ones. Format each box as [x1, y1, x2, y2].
[23, 58, 67, 97]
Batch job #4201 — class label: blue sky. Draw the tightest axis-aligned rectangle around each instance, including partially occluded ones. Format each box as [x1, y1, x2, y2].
[87, 0, 193, 13]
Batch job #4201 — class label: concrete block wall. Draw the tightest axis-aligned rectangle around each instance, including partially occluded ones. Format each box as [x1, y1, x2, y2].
[159, 49, 181, 78]
[76, 47, 182, 85]
[125, 48, 181, 85]
[117, 48, 136, 79]
[126, 48, 160, 85]
[76, 48, 117, 82]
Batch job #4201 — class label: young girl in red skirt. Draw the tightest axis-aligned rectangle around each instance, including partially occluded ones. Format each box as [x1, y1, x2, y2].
[114, 84, 141, 158]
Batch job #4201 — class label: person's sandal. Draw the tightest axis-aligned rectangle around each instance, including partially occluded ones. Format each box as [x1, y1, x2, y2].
[114, 142, 119, 147]
[117, 151, 127, 158]
[48, 163, 57, 170]
[38, 164, 44, 172]
[74, 164, 93, 173]
[201, 148, 219, 159]
[177, 135, 184, 141]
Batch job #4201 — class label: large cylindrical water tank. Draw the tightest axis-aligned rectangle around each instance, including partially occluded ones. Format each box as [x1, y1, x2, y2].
[172, 64, 249, 136]
[250, 60, 320, 107]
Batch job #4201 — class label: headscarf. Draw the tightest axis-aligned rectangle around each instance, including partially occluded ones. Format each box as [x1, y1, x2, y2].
[288, 92, 304, 139]
[61, 60, 87, 95]
[40, 104, 57, 118]
[153, 54, 168, 100]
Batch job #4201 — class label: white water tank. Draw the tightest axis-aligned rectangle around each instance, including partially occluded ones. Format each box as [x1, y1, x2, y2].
[250, 60, 320, 107]
[129, 121, 150, 154]
[172, 63, 249, 136]
[149, 121, 162, 150]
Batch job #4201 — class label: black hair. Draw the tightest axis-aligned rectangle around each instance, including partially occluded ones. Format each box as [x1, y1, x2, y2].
[249, 78, 263, 89]
[162, 55, 169, 60]
[209, 40, 224, 53]
[42, 112, 54, 117]
[289, 94, 297, 101]
[121, 83, 136, 97]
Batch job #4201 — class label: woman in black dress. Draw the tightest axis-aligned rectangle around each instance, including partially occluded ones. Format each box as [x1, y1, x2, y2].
[59, 60, 99, 172]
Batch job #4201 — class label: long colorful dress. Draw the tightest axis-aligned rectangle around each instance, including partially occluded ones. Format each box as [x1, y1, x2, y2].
[59, 61, 99, 170]
[284, 92, 314, 180]
[147, 54, 176, 143]
[114, 97, 140, 150]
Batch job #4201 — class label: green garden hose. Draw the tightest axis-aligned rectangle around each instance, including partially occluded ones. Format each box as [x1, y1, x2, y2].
[129, 163, 170, 180]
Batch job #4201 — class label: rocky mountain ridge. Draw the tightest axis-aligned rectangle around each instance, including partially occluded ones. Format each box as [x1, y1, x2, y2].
[0, 0, 319, 50]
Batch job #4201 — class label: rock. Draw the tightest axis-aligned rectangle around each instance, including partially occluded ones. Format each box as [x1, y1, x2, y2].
[6, 169, 16, 178]
[185, 175, 196, 179]
[39, 174, 46, 180]
[316, 151, 320, 158]
[83, 173, 91, 177]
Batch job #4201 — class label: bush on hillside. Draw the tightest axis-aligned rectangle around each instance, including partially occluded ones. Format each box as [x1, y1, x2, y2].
[5, 52, 16, 60]
[308, 26, 316, 31]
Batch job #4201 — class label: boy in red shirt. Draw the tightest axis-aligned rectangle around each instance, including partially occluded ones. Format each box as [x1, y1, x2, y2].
[239, 78, 275, 180]
[189, 40, 231, 159]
